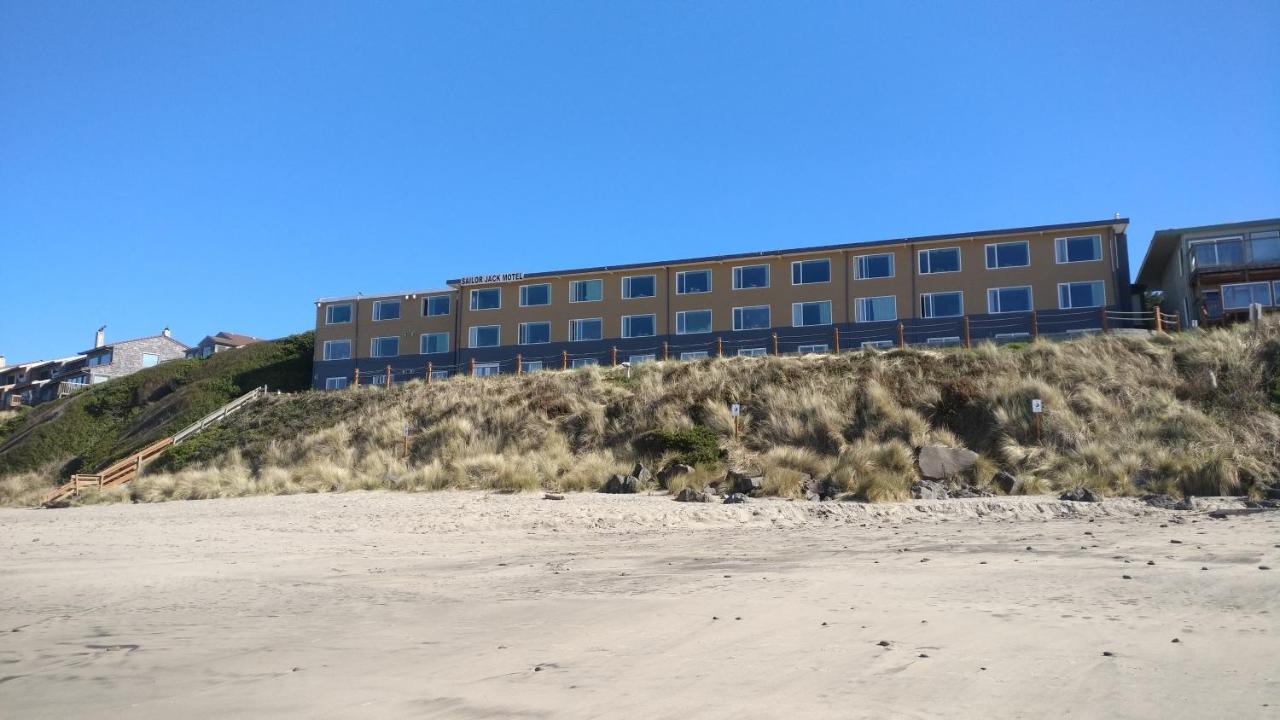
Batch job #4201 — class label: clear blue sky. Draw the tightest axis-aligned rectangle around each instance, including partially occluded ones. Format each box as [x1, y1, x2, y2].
[1, 1, 1277, 362]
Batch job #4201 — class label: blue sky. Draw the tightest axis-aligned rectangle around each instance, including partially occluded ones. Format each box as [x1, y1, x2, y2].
[1, 1, 1277, 362]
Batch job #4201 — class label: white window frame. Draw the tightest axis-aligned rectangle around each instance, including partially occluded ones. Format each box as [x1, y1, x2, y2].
[1054, 235, 1103, 264]
[918, 247, 962, 275]
[628, 354, 656, 364]
[322, 339, 352, 361]
[569, 317, 604, 342]
[521, 361, 544, 373]
[622, 274, 657, 300]
[570, 358, 599, 368]
[986, 286, 1034, 314]
[423, 295, 450, 317]
[474, 362, 500, 377]
[420, 332, 450, 355]
[854, 295, 897, 323]
[430, 370, 450, 381]
[791, 258, 831, 285]
[372, 299, 401, 321]
[925, 336, 962, 347]
[621, 314, 657, 338]
[518, 283, 552, 307]
[738, 347, 767, 357]
[675, 309, 713, 335]
[569, 279, 604, 303]
[680, 351, 709, 361]
[994, 332, 1031, 342]
[324, 377, 349, 390]
[1057, 281, 1106, 309]
[468, 325, 501, 348]
[518, 321, 552, 345]
[920, 291, 964, 318]
[676, 269, 712, 295]
[1220, 281, 1273, 310]
[984, 240, 1031, 270]
[732, 305, 771, 331]
[791, 300, 833, 327]
[469, 288, 502, 311]
[797, 344, 829, 355]
[370, 336, 399, 358]
[141, 353, 160, 368]
[325, 303, 353, 325]
[861, 340, 895, 350]
[854, 253, 895, 280]
[732, 264, 770, 290]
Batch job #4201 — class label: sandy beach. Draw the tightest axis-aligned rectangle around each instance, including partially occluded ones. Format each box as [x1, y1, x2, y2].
[1, 491, 1277, 719]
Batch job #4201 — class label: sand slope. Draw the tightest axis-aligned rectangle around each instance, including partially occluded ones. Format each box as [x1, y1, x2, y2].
[1, 492, 1277, 719]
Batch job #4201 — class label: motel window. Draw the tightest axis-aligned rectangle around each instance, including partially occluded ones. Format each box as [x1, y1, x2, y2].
[797, 344, 829, 355]
[680, 351, 709, 361]
[474, 363, 500, 377]
[424, 295, 450, 317]
[420, 332, 449, 354]
[920, 291, 963, 318]
[1252, 231, 1280, 263]
[987, 286, 1033, 314]
[468, 325, 501, 348]
[372, 300, 401, 321]
[622, 314, 656, 338]
[1055, 235, 1102, 264]
[569, 318, 603, 342]
[141, 353, 159, 368]
[1221, 282, 1273, 310]
[430, 370, 451, 381]
[326, 304, 352, 324]
[738, 347, 767, 357]
[676, 309, 712, 334]
[732, 305, 771, 331]
[854, 296, 897, 323]
[519, 283, 551, 307]
[571, 358, 599, 368]
[325, 377, 349, 390]
[918, 247, 961, 274]
[792, 300, 832, 327]
[519, 322, 551, 345]
[88, 352, 113, 366]
[570, 279, 603, 303]
[470, 288, 501, 311]
[622, 275, 656, 299]
[629, 354, 656, 364]
[370, 336, 399, 358]
[791, 259, 831, 285]
[676, 270, 712, 294]
[322, 340, 351, 361]
[985, 241, 1030, 269]
[1057, 281, 1106, 309]
[522, 362, 544, 373]
[732, 264, 770, 290]
[855, 253, 894, 280]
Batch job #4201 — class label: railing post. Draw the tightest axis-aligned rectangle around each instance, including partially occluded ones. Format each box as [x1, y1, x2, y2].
[562, 351, 569, 370]
[516, 354, 523, 375]
[1100, 307, 1109, 333]
[771, 332, 779, 356]
[1173, 312, 1181, 332]
[962, 316, 971, 348]
[385, 365, 392, 387]
[1154, 307, 1163, 334]
[832, 327, 840, 354]
[611, 347, 618, 366]
[426, 362, 433, 384]
[469, 358, 476, 376]
[662, 342, 669, 361]
[716, 337, 724, 357]
[897, 321, 906, 349]
[1031, 311, 1039, 340]
[354, 368, 360, 387]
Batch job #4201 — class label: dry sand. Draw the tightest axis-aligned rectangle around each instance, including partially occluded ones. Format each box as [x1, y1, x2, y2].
[1, 491, 1277, 719]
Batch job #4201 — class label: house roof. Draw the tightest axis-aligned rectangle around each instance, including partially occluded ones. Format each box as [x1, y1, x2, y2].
[1135, 217, 1280, 287]
[209, 332, 260, 346]
[315, 288, 456, 304]
[80, 333, 190, 354]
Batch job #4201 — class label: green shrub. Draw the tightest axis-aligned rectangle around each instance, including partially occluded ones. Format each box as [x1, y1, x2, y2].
[632, 426, 721, 465]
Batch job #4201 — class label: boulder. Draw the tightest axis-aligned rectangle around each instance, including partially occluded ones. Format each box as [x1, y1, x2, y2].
[723, 492, 748, 504]
[674, 487, 713, 503]
[655, 463, 693, 490]
[917, 445, 979, 480]
[602, 474, 639, 494]
[631, 463, 653, 486]
[911, 480, 949, 500]
[1059, 487, 1102, 502]
[804, 475, 838, 502]
[993, 471, 1018, 495]
[726, 469, 765, 497]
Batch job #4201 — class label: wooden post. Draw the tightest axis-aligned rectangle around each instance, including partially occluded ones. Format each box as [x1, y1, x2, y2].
[562, 350, 569, 370]
[469, 358, 476, 376]
[385, 364, 391, 387]
[354, 368, 360, 386]
[1100, 306, 1109, 333]
[516, 354, 523, 375]
[426, 362, 433, 384]
[662, 342, 669, 361]
[962, 316, 971, 348]
[771, 332, 779, 356]
[897, 321, 906, 349]
[1031, 311, 1039, 340]
[611, 347, 618, 366]
[832, 327, 841, 354]
[716, 337, 724, 357]
[1154, 307, 1163, 334]
[1173, 312, 1181, 332]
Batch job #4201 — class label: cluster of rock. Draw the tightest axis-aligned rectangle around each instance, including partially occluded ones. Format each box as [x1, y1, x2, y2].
[908, 445, 1013, 500]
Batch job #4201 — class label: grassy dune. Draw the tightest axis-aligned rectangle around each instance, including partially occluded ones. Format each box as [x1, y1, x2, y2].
[3, 321, 1279, 507]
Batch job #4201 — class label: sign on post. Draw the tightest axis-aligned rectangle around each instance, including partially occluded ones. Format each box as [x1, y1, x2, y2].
[1030, 399, 1043, 414]
[730, 403, 741, 417]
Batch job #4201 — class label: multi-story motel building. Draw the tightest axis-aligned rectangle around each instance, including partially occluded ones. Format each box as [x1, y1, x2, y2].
[312, 218, 1133, 389]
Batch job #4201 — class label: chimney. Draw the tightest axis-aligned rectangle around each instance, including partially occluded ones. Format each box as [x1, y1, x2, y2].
[95, 326, 106, 349]
[162, 327, 171, 338]
[0, 355, 6, 368]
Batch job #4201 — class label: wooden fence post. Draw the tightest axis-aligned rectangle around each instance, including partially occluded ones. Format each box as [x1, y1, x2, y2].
[1154, 308, 1163, 334]
[1031, 311, 1039, 340]
[662, 342, 669, 361]
[897, 322, 906, 349]
[426, 362, 433, 384]
[716, 337, 724, 357]
[562, 350, 569, 370]
[771, 332, 779, 355]
[832, 327, 841, 354]
[963, 316, 971, 348]
[1100, 307, 1109, 333]
[611, 347, 618, 366]
[354, 368, 360, 387]
[469, 358, 476, 376]
[516, 354, 523, 375]
[385, 365, 391, 387]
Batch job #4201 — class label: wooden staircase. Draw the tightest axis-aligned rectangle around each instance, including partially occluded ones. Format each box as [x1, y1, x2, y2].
[40, 386, 268, 507]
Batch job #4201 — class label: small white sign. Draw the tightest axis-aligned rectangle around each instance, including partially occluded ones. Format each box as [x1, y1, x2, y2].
[1030, 399, 1043, 414]
[404, 424, 411, 437]
[730, 403, 741, 417]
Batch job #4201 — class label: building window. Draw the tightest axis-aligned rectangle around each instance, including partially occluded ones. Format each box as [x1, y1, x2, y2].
[791, 300, 832, 327]
[926, 336, 962, 347]
[474, 363, 500, 377]
[918, 247, 961, 274]
[1055, 235, 1102, 264]
[862, 340, 895, 350]
[141, 353, 160, 368]
[522, 361, 544, 373]
[431, 370, 451, 381]
[622, 275, 656, 299]
[738, 347, 767, 357]
[629, 354, 656, 364]
[985, 241, 1030, 269]
[420, 332, 449, 354]
[676, 309, 712, 334]
[1057, 281, 1106, 309]
[326, 304, 352, 324]
[797, 344, 828, 354]
[791, 258, 831, 285]
[920, 291, 963, 318]
[468, 325, 501, 348]
[470, 288, 501, 311]
[322, 340, 352, 361]
[569, 318, 603, 342]
[325, 377, 349, 390]
[371, 336, 399, 358]
[680, 351, 709, 361]
[732, 305, 771, 331]
[854, 253, 894, 280]
[88, 351, 113, 366]
[519, 283, 551, 307]
[1221, 282, 1273, 310]
[676, 269, 712, 294]
[423, 295, 450, 317]
[569, 279, 603, 303]
[571, 358, 599, 368]
[372, 299, 401, 321]
[987, 286, 1033, 314]
[732, 264, 770, 290]
[854, 296, 897, 323]
[518, 322, 551, 345]
[622, 314, 656, 338]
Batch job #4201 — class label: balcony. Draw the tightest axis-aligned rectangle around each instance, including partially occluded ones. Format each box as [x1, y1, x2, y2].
[1189, 235, 1280, 275]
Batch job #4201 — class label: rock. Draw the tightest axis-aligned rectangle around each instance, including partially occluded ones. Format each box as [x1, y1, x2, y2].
[1263, 485, 1280, 500]
[602, 474, 638, 494]
[673, 488, 713, 503]
[631, 463, 652, 486]
[951, 485, 993, 498]
[726, 469, 765, 497]
[655, 463, 693, 490]
[993, 471, 1018, 495]
[723, 492, 748, 504]
[543, 493, 565, 501]
[804, 476, 839, 501]
[911, 480, 948, 500]
[917, 444, 978, 480]
[1141, 494, 1193, 511]
[1060, 487, 1102, 502]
